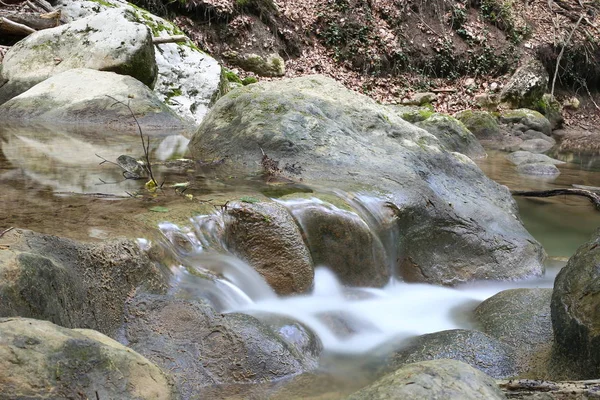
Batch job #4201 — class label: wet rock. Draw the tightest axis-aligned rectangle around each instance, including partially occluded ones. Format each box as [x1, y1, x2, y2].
[0, 8, 156, 105]
[455, 110, 502, 141]
[123, 293, 319, 397]
[500, 109, 552, 136]
[222, 201, 314, 294]
[0, 69, 188, 131]
[415, 113, 486, 160]
[516, 162, 560, 176]
[0, 317, 175, 399]
[500, 58, 549, 109]
[224, 51, 285, 77]
[285, 199, 389, 287]
[347, 359, 506, 400]
[0, 228, 168, 337]
[521, 130, 556, 144]
[551, 230, 600, 378]
[519, 139, 554, 154]
[388, 329, 518, 379]
[475, 289, 553, 366]
[56, 0, 223, 125]
[189, 75, 544, 286]
[506, 151, 565, 166]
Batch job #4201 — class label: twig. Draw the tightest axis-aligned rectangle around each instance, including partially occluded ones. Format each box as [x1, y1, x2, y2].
[25, 0, 43, 12]
[95, 153, 121, 168]
[106, 96, 157, 187]
[54, 192, 131, 199]
[512, 188, 600, 210]
[582, 81, 600, 112]
[551, 13, 584, 98]
[152, 35, 187, 44]
[0, 227, 14, 239]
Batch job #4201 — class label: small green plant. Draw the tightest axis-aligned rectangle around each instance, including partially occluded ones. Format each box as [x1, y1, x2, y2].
[242, 76, 258, 85]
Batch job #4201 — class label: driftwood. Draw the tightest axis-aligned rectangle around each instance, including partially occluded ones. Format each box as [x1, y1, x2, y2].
[152, 35, 187, 44]
[0, 16, 36, 35]
[0, 10, 59, 30]
[498, 378, 600, 398]
[512, 188, 600, 210]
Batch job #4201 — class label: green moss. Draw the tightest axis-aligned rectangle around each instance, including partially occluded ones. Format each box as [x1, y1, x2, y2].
[166, 87, 182, 101]
[242, 76, 258, 85]
[88, 0, 117, 8]
[224, 70, 242, 84]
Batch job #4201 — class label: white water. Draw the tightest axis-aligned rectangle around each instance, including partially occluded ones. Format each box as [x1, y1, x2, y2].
[152, 194, 561, 356]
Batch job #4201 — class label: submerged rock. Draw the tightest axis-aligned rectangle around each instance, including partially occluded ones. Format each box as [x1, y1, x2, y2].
[0, 69, 188, 130]
[0, 228, 168, 337]
[552, 231, 600, 378]
[506, 151, 565, 166]
[222, 201, 314, 294]
[0, 317, 175, 399]
[347, 359, 506, 400]
[0, 8, 157, 105]
[388, 329, 518, 379]
[123, 293, 320, 398]
[516, 162, 560, 176]
[189, 75, 545, 286]
[519, 139, 554, 154]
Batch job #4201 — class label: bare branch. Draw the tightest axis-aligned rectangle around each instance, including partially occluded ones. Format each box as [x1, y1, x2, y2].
[551, 13, 585, 98]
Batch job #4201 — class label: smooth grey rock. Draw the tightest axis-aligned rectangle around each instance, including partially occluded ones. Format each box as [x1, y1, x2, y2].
[500, 58, 549, 109]
[552, 230, 600, 378]
[506, 151, 565, 166]
[0, 318, 175, 400]
[388, 329, 519, 379]
[522, 130, 556, 144]
[415, 113, 486, 160]
[519, 139, 554, 154]
[56, 0, 223, 125]
[189, 75, 545, 286]
[0, 69, 188, 130]
[0, 8, 156, 104]
[402, 92, 437, 106]
[347, 359, 506, 400]
[500, 109, 552, 135]
[0, 228, 168, 337]
[516, 162, 560, 176]
[123, 293, 319, 397]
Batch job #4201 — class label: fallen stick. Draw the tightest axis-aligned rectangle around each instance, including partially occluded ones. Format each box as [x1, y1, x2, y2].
[0, 16, 36, 36]
[152, 35, 187, 44]
[498, 378, 600, 397]
[512, 188, 600, 210]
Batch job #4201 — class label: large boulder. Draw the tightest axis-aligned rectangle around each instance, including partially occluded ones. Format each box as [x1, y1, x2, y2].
[0, 8, 157, 105]
[455, 110, 502, 141]
[388, 329, 518, 379]
[189, 75, 545, 286]
[123, 293, 320, 398]
[347, 359, 506, 400]
[415, 113, 486, 159]
[283, 198, 390, 287]
[0, 69, 188, 130]
[222, 201, 314, 294]
[56, 0, 223, 125]
[0, 317, 175, 399]
[551, 230, 600, 378]
[500, 58, 549, 109]
[0, 228, 168, 337]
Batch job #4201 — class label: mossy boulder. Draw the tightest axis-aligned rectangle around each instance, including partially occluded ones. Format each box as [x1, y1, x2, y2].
[455, 110, 502, 141]
[499, 109, 552, 135]
[0, 8, 157, 105]
[500, 58, 549, 109]
[535, 93, 563, 130]
[224, 51, 285, 77]
[0, 228, 168, 337]
[415, 113, 486, 160]
[388, 104, 434, 123]
[0, 317, 175, 399]
[551, 230, 600, 378]
[347, 359, 506, 400]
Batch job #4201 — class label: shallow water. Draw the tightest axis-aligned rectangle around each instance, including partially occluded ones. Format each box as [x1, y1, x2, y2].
[2, 124, 600, 398]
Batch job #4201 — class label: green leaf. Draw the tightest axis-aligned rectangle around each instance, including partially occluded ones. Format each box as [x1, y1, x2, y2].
[149, 206, 169, 213]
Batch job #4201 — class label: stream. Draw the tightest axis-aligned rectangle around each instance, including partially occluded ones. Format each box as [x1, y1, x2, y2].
[2, 124, 600, 398]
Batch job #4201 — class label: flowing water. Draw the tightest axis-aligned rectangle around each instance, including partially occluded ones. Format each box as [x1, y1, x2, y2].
[3, 124, 600, 398]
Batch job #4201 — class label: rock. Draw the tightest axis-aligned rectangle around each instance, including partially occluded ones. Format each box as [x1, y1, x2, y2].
[0, 69, 188, 131]
[123, 293, 319, 397]
[415, 113, 487, 159]
[500, 58, 549, 109]
[551, 230, 600, 378]
[347, 359, 507, 400]
[0, 317, 175, 399]
[473, 93, 499, 111]
[0, 228, 168, 337]
[388, 329, 518, 379]
[284, 199, 389, 287]
[224, 51, 285, 77]
[475, 289, 554, 362]
[519, 139, 554, 154]
[506, 151, 565, 166]
[388, 104, 434, 123]
[500, 109, 552, 135]
[56, 0, 223, 125]
[0, 8, 157, 105]
[564, 96, 580, 110]
[222, 201, 314, 294]
[189, 75, 545, 286]
[536, 93, 563, 130]
[455, 110, 502, 141]
[402, 92, 437, 106]
[521, 130, 556, 144]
